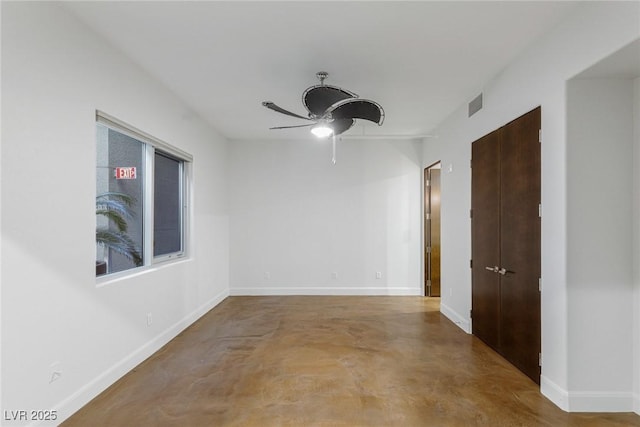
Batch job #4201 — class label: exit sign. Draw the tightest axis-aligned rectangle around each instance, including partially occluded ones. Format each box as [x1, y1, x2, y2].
[114, 167, 137, 179]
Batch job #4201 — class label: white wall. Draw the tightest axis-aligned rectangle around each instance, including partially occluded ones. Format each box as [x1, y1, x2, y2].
[422, 1, 639, 413]
[1, 3, 229, 424]
[566, 78, 634, 410]
[229, 138, 422, 296]
[422, 116, 473, 332]
[634, 77, 640, 413]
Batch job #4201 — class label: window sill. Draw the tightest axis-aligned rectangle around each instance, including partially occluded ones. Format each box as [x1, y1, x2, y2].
[95, 256, 192, 288]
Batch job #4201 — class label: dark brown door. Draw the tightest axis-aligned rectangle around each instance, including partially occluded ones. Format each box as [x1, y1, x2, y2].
[425, 166, 441, 297]
[471, 131, 501, 350]
[499, 108, 541, 382]
[471, 107, 541, 384]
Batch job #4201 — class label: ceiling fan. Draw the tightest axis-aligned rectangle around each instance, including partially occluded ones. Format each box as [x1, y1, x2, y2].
[262, 71, 385, 138]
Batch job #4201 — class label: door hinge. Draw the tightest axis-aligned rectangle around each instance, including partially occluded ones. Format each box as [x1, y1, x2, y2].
[538, 204, 542, 218]
[426, 179, 431, 187]
[539, 353, 542, 367]
[470, 309, 473, 319]
[539, 277, 542, 292]
[539, 129, 542, 143]
[470, 158, 472, 168]
[426, 279, 432, 288]
[426, 212, 431, 220]
[426, 246, 432, 253]
[470, 259, 473, 268]
[470, 209, 473, 219]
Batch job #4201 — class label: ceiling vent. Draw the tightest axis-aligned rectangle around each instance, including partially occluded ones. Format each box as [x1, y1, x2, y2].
[468, 93, 483, 117]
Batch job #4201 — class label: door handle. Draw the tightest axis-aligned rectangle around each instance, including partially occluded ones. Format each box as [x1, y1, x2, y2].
[484, 266, 508, 275]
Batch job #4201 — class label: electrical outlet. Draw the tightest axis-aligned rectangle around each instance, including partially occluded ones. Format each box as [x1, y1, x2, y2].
[264, 271, 270, 280]
[331, 272, 338, 280]
[147, 313, 153, 327]
[376, 272, 382, 279]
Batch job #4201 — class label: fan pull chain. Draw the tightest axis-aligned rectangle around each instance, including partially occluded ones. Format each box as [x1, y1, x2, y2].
[332, 134, 337, 165]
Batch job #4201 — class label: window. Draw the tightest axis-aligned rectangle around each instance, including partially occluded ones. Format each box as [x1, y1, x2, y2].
[96, 112, 191, 277]
[154, 152, 183, 258]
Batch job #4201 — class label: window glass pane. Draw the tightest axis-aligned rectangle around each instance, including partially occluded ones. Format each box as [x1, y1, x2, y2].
[154, 152, 182, 257]
[96, 124, 144, 276]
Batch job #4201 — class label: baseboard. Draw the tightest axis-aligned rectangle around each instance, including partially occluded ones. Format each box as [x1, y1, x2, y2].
[567, 390, 635, 412]
[540, 376, 636, 413]
[230, 286, 421, 296]
[46, 288, 229, 427]
[439, 301, 471, 333]
[541, 375, 569, 411]
[634, 392, 640, 415]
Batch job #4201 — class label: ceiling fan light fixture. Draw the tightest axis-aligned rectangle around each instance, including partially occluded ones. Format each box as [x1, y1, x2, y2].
[310, 124, 333, 138]
[262, 71, 384, 142]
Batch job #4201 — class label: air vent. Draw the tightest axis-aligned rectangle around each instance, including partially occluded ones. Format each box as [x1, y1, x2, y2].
[468, 93, 483, 117]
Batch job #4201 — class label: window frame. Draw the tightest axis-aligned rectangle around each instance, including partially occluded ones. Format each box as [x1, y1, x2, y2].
[96, 111, 192, 283]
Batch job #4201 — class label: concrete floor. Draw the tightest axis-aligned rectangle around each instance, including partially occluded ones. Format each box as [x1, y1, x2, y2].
[63, 296, 640, 426]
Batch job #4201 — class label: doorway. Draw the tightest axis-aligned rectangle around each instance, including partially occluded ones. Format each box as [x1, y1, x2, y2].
[424, 162, 441, 297]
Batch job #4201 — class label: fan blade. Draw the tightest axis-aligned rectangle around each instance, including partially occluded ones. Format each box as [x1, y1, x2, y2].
[326, 98, 385, 125]
[330, 118, 355, 136]
[269, 123, 315, 130]
[262, 101, 311, 120]
[302, 85, 357, 117]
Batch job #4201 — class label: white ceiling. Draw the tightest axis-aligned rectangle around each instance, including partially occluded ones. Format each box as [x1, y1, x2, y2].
[65, 1, 581, 141]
